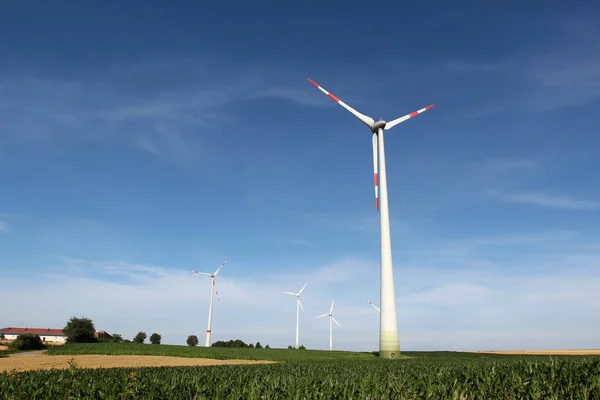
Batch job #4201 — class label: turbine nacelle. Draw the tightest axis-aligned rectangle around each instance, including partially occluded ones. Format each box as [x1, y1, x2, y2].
[370, 120, 387, 133]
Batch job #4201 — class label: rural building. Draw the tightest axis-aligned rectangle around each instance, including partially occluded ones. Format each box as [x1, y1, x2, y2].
[0, 327, 67, 343]
[0, 327, 113, 344]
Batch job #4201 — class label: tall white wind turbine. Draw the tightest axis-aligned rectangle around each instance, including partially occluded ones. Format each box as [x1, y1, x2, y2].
[308, 78, 434, 359]
[190, 258, 229, 347]
[316, 299, 340, 351]
[282, 282, 308, 348]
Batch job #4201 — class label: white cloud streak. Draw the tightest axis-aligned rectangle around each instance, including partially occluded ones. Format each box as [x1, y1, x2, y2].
[2, 239, 599, 351]
[488, 190, 600, 210]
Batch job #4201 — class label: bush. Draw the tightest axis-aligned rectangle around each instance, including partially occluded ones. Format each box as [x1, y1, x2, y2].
[11, 334, 46, 350]
[111, 334, 123, 343]
[255, 342, 262, 349]
[265, 344, 270, 349]
[0, 333, 5, 340]
[63, 317, 97, 343]
[150, 333, 161, 345]
[133, 332, 147, 344]
[186, 335, 199, 346]
[123, 339, 131, 343]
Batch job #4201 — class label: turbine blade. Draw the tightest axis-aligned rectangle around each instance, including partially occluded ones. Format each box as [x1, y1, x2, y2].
[372, 133, 379, 211]
[298, 282, 308, 294]
[330, 299, 335, 313]
[308, 78, 375, 127]
[298, 298, 304, 312]
[199, 272, 212, 277]
[282, 291, 296, 296]
[315, 313, 328, 318]
[368, 299, 380, 312]
[213, 258, 229, 276]
[384, 104, 434, 130]
[332, 316, 340, 327]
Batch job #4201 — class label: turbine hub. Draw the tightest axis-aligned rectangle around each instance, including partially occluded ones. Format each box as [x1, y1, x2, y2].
[371, 120, 386, 133]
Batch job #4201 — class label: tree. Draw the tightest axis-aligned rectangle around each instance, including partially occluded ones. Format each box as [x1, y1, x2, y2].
[299, 345, 306, 350]
[11, 334, 46, 350]
[149, 333, 161, 345]
[133, 331, 147, 344]
[63, 316, 97, 343]
[265, 344, 270, 349]
[111, 334, 123, 343]
[248, 343, 254, 348]
[0, 333, 5, 340]
[186, 335, 199, 346]
[123, 339, 131, 343]
[288, 345, 293, 349]
[255, 342, 262, 349]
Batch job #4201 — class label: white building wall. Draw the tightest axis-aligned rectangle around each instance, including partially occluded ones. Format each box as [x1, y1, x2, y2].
[2, 334, 66, 343]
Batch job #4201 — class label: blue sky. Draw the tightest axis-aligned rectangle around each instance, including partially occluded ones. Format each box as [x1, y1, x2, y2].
[1, 1, 599, 351]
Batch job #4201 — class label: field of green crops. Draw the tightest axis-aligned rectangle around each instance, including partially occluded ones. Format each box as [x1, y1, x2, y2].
[2, 344, 600, 398]
[47, 342, 387, 361]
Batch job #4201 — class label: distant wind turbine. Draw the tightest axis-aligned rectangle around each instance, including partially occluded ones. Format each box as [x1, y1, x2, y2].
[190, 258, 229, 347]
[367, 299, 380, 312]
[316, 299, 340, 351]
[282, 282, 308, 349]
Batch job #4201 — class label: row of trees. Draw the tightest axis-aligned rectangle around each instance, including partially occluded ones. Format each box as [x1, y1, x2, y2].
[63, 317, 162, 344]
[63, 317, 276, 348]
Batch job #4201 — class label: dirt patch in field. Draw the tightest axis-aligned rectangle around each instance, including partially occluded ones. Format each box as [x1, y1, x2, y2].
[475, 350, 600, 356]
[0, 353, 276, 372]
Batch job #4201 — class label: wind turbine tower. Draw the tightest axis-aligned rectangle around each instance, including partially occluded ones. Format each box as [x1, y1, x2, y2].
[316, 299, 340, 351]
[190, 258, 229, 347]
[308, 78, 434, 359]
[282, 282, 308, 348]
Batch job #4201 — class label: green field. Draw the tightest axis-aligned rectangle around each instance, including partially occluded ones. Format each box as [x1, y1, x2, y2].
[47, 342, 384, 361]
[2, 343, 600, 398]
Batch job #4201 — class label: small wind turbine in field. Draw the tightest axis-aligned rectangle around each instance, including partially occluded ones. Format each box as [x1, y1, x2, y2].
[282, 282, 308, 349]
[190, 258, 229, 347]
[308, 78, 434, 359]
[316, 299, 340, 351]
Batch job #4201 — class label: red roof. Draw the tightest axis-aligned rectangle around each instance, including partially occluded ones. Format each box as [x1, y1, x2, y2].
[0, 327, 65, 336]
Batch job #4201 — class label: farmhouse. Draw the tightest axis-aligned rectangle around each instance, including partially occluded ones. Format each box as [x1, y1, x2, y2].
[0, 327, 113, 344]
[0, 327, 67, 343]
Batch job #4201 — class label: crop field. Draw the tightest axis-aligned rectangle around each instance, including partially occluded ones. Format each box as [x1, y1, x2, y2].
[1, 344, 600, 399]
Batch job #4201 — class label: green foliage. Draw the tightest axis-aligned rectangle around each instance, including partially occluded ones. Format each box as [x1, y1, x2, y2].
[63, 316, 98, 343]
[255, 342, 262, 349]
[10, 334, 46, 351]
[123, 339, 131, 343]
[149, 333, 161, 345]
[265, 344, 270, 349]
[133, 332, 146, 344]
[0, 333, 5, 340]
[111, 334, 123, 343]
[211, 339, 254, 348]
[186, 335, 199, 347]
[2, 353, 600, 398]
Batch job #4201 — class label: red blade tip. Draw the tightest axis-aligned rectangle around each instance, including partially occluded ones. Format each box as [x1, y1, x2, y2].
[307, 78, 319, 88]
[426, 104, 435, 110]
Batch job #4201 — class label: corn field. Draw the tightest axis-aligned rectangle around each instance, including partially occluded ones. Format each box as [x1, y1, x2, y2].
[2, 356, 600, 399]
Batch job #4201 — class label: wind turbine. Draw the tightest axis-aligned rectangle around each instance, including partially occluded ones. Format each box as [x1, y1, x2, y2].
[308, 78, 434, 359]
[316, 299, 340, 351]
[190, 258, 229, 347]
[282, 282, 308, 348]
[367, 299, 380, 312]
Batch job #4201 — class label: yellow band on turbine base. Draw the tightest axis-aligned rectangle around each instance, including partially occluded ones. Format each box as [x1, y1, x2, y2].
[379, 330, 400, 359]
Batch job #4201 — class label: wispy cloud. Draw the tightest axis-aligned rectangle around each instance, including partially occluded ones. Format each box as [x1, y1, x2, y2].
[487, 190, 600, 210]
[0, 219, 12, 234]
[2, 244, 600, 351]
